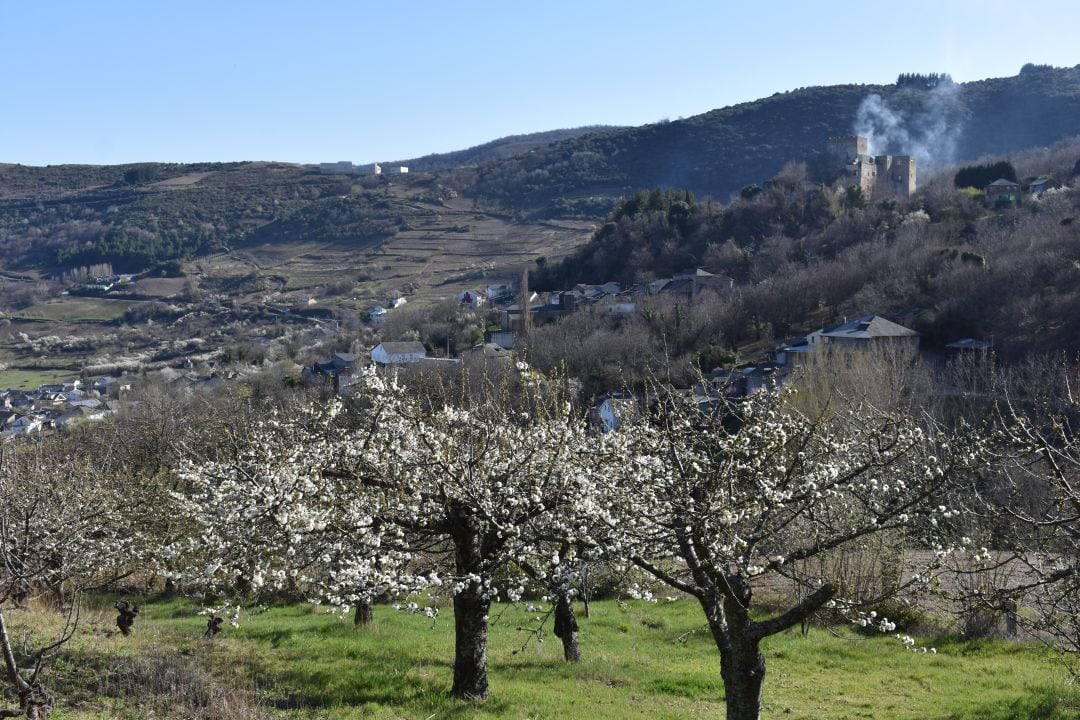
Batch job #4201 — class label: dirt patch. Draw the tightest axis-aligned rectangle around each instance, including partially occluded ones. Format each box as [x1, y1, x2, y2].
[132, 277, 188, 298]
[148, 172, 216, 188]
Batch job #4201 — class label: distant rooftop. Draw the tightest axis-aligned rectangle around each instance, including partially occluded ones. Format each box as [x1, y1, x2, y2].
[821, 315, 918, 340]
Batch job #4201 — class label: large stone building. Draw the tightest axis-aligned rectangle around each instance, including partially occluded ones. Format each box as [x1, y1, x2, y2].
[826, 135, 916, 199]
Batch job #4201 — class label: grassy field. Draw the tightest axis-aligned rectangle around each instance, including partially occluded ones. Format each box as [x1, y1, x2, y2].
[12, 297, 137, 323]
[131, 276, 188, 297]
[9, 596, 1074, 720]
[0, 366, 78, 390]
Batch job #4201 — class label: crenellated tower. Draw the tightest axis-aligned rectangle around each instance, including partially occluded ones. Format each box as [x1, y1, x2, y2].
[825, 135, 916, 199]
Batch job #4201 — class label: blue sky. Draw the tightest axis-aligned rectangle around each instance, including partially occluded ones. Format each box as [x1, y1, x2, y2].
[2, 1, 1078, 166]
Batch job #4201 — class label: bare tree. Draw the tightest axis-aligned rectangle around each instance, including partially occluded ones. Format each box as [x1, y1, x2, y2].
[977, 362, 1080, 671]
[0, 445, 140, 718]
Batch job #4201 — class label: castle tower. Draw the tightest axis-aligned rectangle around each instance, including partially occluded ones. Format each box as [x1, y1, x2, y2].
[874, 155, 917, 198]
[825, 135, 916, 199]
[826, 135, 869, 162]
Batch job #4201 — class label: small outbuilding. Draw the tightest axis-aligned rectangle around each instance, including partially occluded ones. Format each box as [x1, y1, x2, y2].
[984, 178, 1021, 205]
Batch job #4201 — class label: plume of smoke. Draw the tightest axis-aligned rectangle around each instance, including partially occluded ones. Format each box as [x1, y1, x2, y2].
[854, 83, 964, 175]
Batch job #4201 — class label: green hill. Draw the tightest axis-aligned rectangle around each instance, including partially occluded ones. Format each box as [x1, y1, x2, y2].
[465, 65, 1080, 212]
[390, 126, 623, 173]
[5, 65, 1080, 275]
[530, 136, 1080, 361]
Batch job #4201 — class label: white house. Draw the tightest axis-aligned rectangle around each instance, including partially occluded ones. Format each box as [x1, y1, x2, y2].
[456, 290, 486, 309]
[371, 341, 427, 365]
[6, 416, 41, 436]
[593, 394, 637, 433]
[603, 301, 636, 315]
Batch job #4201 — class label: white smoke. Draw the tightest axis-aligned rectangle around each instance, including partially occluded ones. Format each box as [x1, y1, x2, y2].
[854, 83, 963, 174]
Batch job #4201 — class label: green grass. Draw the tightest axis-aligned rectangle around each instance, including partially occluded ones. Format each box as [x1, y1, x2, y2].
[13, 297, 137, 322]
[21, 597, 1079, 719]
[0, 367, 77, 390]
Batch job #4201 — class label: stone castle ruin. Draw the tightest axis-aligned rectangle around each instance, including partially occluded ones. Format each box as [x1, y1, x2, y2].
[826, 135, 916, 199]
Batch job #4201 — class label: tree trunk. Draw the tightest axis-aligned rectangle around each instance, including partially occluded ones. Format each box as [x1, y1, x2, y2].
[0, 609, 53, 719]
[719, 632, 766, 720]
[552, 594, 581, 662]
[581, 567, 591, 619]
[700, 593, 765, 720]
[449, 514, 491, 701]
[353, 599, 374, 627]
[451, 586, 490, 699]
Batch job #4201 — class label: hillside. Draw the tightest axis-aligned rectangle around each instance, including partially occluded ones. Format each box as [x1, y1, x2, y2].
[5, 66, 1080, 277]
[529, 137, 1080, 367]
[391, 126, 623, 173]
[4, 66, 1080, 388]
[466, 64, 1080, 211]
[0, 162, 418, 271]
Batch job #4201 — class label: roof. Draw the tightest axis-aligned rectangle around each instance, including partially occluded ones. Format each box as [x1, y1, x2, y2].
[821, 315, 919, 340]
[674, 268, 714, 278]
[658, 278, 694, 294]
[314, 352, 356, 375]
[469, 342, 510, 358]
[376, 341, 426, 355]
[986, 178, 1020, 188]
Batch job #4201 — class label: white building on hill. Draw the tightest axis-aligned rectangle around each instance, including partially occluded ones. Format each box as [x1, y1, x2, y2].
[371, 341, 427, 365]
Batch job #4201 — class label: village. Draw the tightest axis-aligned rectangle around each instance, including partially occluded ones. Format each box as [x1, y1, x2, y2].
[304, 262, 993, 435]
[3, 268, 958, 442]
[0, 376, 134, 439]
[0, 134, 1050, 443]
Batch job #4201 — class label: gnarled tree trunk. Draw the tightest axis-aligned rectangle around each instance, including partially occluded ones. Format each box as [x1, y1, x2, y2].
[697, 577, 836, 720]
[449, 512, 491, 700]
[552, 593, 581, 662]
[700, 591, 764, 720]
[451, 586, 491, 700]
[718, 627, 766, 720]
[353, 598, 374, 626]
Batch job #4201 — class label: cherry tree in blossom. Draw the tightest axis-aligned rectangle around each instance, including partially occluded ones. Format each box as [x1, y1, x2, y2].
[167, 398, 420, 623]
[173, 367, 600, 700]
[595, 385, 981, 720]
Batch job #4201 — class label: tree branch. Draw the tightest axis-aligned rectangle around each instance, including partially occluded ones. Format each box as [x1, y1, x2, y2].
[751, 582, 836, 640]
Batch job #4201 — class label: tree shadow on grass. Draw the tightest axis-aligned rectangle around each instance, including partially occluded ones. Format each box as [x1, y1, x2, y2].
[229, 635, 529, 713]
[62, 639, 515, 717]
[55, 642, 271, 718]
[945, 684, 1080, 720]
